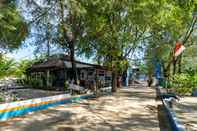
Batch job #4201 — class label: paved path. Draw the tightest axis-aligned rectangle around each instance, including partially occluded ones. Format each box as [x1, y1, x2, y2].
[0, 87, 160, 131]
[174, 97, 197, 131]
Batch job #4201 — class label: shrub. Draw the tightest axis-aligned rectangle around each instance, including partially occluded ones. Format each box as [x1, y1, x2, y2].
[20, 78, 43, 88]
[170, 73, 197, 95]
[0, 97, 4, 102]
[64, 81, 69, 90]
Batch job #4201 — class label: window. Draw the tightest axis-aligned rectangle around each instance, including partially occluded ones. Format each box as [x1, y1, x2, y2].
[88, 71, 93, 76]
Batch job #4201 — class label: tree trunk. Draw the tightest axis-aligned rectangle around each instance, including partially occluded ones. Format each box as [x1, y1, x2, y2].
[147, 73, 153, 87]
[59, 0, 78, 84]
[178, 55, 182, 73]
[47, 40, 50, 57]
[112, 69, 117, 92]
[69, 42, 78, 84]
[163, 65, 170, 80]
[172, 58, 177, 75]
[46, 70, 50, 87]
[95, 69, 98, 97]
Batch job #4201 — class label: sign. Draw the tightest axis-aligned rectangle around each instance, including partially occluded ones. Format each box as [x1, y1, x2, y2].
[174, 41, 185, 57]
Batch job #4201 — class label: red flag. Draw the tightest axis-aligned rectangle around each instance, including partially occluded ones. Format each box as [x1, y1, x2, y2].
[174, 41, 185, 57]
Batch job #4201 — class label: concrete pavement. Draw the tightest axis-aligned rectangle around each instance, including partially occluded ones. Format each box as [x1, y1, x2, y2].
[0, 87, 160, 131]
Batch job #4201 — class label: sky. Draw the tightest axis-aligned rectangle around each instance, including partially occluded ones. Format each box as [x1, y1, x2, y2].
[6, 0, 58, 61]
[5, 44, 35, 61]
[6, 45, 94, 64]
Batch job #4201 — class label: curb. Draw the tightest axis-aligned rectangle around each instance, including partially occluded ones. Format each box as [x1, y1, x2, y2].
[157, 87, 185, 131]
[0, 93, 94, 121]
[162, 99, 185, 131]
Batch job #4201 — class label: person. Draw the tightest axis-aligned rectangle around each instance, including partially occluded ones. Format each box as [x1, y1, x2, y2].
[71, 79, 74, 84]
[147, 76, 153, 87]
[117, 76, 122, 88]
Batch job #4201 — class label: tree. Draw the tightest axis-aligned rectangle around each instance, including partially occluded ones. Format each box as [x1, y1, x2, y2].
[18, 0, 88, 84]
[17, 0, 196, 90]
[0, 0, 27, 52]
[78, 0, 160, 91]
[144, 0, 196, 79]
[57, 0, 87, 84]
[0, 55, 16, 78]
[14, 59, 34, 78]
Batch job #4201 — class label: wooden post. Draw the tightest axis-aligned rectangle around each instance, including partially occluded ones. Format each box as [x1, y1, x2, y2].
[95, 69, 98, 97]
[46, 70, 50, 87]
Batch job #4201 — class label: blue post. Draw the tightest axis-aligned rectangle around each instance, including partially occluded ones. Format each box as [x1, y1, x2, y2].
[155, 62, 161, 79]
[154, 59, 162, 85]
[125, 67, 133, 86]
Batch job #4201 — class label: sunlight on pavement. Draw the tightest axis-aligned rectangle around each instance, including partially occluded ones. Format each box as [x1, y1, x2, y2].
[0, 87, 160, 131]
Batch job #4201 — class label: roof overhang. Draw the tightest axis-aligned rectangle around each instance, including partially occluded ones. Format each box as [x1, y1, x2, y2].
[64, 61, 93, 68]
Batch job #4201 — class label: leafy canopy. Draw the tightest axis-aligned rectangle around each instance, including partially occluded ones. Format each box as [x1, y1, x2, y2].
[0, 1, 27, 51]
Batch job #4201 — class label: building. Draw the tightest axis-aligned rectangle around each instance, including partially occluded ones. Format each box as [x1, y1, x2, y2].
[26, 54, 112, 89]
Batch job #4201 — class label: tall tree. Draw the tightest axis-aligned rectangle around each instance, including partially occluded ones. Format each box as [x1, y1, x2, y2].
[18, 0, 87, 84]
[57, 0, 87, 84]
[144, 0, 196, 78]
[0, 0, 27, 52]
[78, 0, 159, 91]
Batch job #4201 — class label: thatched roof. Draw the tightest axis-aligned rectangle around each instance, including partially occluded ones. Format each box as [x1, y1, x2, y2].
[30, 59, 65, 70]
[27, 54, 109, 72]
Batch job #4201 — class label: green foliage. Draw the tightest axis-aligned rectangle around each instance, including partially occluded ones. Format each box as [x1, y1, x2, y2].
[32, 79, 43, 88]
[182, 44, 197, 72]
[170, 73, 197, 95]
[14, 59, 33, 78]
[144, 0, 196, 77]
[0, 54, 42, 79]
[0, 1, 28, 50]
[0, 1, 27, 78]
[79, 1, 151, 69]
[64, 81, 69, 90]
[137, 62, 148, 75]
[16, 0, 197, 90]
[0, 55, 16, 78]
[0, 97, 5, 102]
[22, 78, 43, 88]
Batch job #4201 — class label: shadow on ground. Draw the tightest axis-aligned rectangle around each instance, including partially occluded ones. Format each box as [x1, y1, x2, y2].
[1, 88, 165, 131]
[2, 109, 74, 131]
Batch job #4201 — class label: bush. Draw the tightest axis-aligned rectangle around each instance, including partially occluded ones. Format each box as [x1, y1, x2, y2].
[0, 97, 4, 102]
[176, 87, 192, 95]
[19, 78, 43, 88]
[64, 81, 69, 90]
[169, 73, 197, 95]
